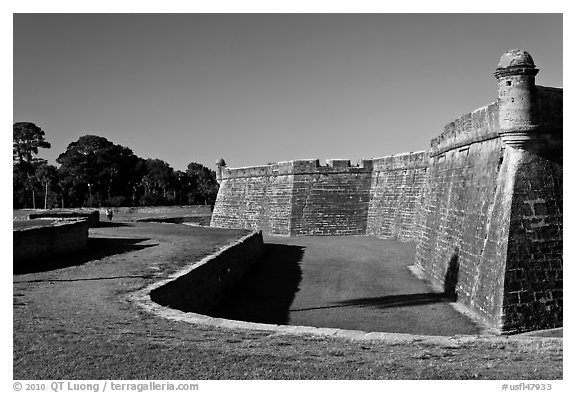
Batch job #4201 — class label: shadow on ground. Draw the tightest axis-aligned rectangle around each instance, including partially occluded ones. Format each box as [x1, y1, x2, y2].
[285, 248, 459, 314]
[97, 221, 132, 228]
[13, 237, 156, 275]
[135, 217, 211, 224]
[209, 243, 304, 325]
[290, 292, 456, 312]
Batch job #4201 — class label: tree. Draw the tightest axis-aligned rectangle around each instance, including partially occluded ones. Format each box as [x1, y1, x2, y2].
[57, 135, 104, 206]
[173, 170, 187, 206]
[57, 135, 140, 207]
[13, 122, 53, 208]
[129, 158, 148, 205]
[139, 159, 174, 206]
[13, 122, 51, 164]
[96, 143, 140, 202]
[13, 161, 40, 209]
[35, 163, 58, 209]
[186, 162, 219, 205]
[13, 163, 28, 208]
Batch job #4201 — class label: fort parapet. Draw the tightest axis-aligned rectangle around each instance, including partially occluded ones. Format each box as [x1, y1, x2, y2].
[210, 50, 562, 334]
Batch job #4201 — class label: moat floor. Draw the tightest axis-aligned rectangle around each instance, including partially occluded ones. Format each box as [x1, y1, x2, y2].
[211, 235, 482, 336]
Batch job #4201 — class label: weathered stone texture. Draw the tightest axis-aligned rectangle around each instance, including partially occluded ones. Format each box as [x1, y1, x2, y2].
[415, 135, 513, 327]
[210, 163, 294, 235]
[430, 103, 500, 156]
[366, 152, 428, 240]
[503, 149, 563, 333]
[290, 160, 373, 235]
[211, 159, 377, 236]
[415, 102, 562, 332]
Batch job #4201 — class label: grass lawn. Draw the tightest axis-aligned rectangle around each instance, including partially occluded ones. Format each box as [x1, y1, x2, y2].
[13, 221, 562, 380]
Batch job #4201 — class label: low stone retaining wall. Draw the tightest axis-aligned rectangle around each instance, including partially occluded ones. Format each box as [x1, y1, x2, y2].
[136, 216, 212, 226]
[109, 205, 212, 215]
[13, 219, 90, 263]
[101, 205, 213, 222]
[150, 231, 264, 314]
[28, 210, 100, 228]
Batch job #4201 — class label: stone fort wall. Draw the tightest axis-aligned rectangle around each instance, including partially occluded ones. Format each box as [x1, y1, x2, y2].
[210, 162, 295, 235]
[415, 85, 562, 333]
[210, 50, 562, 333]
[290, 159, 373, 236]
[367, 152, 428, 240]
[415, 102, 508, 329]
[211, 155, 429, 238]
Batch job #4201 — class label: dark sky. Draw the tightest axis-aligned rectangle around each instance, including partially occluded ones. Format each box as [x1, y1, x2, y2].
[13, 13, 562, 171]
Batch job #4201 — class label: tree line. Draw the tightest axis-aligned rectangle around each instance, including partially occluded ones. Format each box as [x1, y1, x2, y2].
[13, 122, 219, 209]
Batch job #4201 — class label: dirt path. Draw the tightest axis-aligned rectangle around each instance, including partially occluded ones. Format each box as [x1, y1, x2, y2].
[13, 223, 562, 380]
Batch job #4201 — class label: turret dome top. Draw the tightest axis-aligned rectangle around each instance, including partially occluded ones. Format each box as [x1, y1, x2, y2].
[497, 49, 535, 69]
[494, 49, 538, 78]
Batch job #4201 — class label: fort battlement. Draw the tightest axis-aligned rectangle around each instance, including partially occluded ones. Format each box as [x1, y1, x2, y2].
[210, 50, 562, 334]
[219, 162, 290, 179]
[294, 158, 375, 173]
[220, 158, 375, 180]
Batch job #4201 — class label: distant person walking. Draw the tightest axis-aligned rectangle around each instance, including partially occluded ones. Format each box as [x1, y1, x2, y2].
[106, 208, 114, 221]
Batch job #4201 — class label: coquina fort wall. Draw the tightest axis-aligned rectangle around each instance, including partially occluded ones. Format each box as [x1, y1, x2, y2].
[210, 50, 562, 334]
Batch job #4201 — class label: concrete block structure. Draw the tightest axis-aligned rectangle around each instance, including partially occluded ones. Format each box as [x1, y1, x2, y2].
[210, 50, 562, 334]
